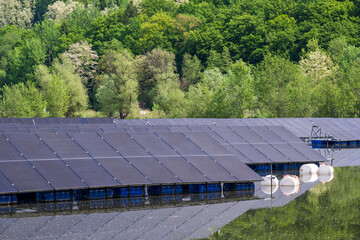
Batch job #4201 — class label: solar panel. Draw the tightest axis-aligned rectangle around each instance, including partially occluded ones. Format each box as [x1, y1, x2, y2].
[63, 159, 120, 187]
[0, 170, 18, 193]
[0, 161, 53, 192]
[78, 127, 103, 133]
[155, 156, 209, 183]
[272, 143, 308, 162]
[168, 126, 192, 132]
[146, 126, 171, 132]
[101, 127, 127, 133]
[248, 126, 284, 143]
[222, 145, 252, 163]
[99, 133, 150, 157]
[231, 126, 265, 143]
[189, 126, 226, 143]
[54, 128, 81, 133]
[38, 133, 89, 159]
[129, 132, 178, 156]
[0, 135, 23, 161]
[30, 160, 87, 190]
[126, 157, 180, 184]
[129, 127, 149, 133]
[2, 129, 30, 134]
[69, 133, 119, 158]
[267, 126, 302, 142]
[184, 156, 237, 181]
[156, 132, 204, 156]
[185, 132, 231, 155]
[290, 143, 325, 162]
[5, 134, 57, 160]
[252, 144, 289, 163]
[210, 126, 246, 144]
[95, 158, 150, 185]
[233, 144, 270, 163]
[211, 156, 262, 181]
[29, 128, 56, 134]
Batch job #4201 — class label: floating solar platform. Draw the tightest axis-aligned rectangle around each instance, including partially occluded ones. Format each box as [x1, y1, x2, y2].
[0, 118, 330, 203]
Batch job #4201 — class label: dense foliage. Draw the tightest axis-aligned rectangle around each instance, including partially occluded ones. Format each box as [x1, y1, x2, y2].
[1, 0, 360, 118]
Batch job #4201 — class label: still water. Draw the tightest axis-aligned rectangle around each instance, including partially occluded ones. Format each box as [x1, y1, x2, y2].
[212, 166, 360, 240]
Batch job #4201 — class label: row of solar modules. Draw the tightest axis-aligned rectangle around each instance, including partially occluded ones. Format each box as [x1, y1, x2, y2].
[311, 118, 360, 141]
[0, 130, 265, 194]
[2, 117, 360, 140]
[0, 118, 114, 125]
[119, 125, 325, 164]
[114, 118, 315, 138]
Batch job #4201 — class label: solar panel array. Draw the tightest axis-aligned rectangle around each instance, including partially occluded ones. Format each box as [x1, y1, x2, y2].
[0, 126, 265, 194]
[0, 117, 330, 195]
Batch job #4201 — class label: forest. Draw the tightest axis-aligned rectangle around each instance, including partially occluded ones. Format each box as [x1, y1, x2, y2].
[1, 0, 360, 119]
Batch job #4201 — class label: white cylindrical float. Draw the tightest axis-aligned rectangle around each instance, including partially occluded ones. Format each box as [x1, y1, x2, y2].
[300, 173, 318, 183]
[318, 173, 334, 183]
[261, 175, 279, 194]
[318, 164, 334, 175]
[280, 175, 301, 196]
[299, 164, 319, 174]
[318, 164, 335, 183]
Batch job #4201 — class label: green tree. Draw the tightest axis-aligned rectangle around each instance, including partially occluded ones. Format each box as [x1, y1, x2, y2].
[136, 48, 179, 108]
[255, 54, 306, 117]
[54, 56, 88, 116]
[181, 53, 202, 89]
[36, 56, 88, 117]
[139, 0, 177, 17]
[0, 82, 47, 117]
[7, 37, 46, 84]
[97, 49, 138, 118]
[33, 19, 61, 65]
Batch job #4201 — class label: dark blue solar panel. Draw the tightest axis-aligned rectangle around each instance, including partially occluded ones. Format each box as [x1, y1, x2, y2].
[5, 134, 58, 160]
[69, 133, 119, 158]
[129, 132, 178, 156]
[64, 159, 120, 187]
[0, 135, 23, 161]
[126, 157, 180, 184]
[210, 126, 246, 144]
[184, 156, 237, 182]
[30, 160, 87, 190]
[231, 126, 265, 143]
[233, 144, 270, 163]
[95, 158, 150, 185]
[0, 161, 53, 192]
[185, 132, 230, 155]
[0, 171, 18, 194]
[247, 126, 284, 143]
[267, 126, 302, 143]
[156, 132, 204, 156]
[156, 156, 209, 183]
[99, 133, 150, 157]
[38, 133, 89, 159]
[252, 144, 289, 163]
[211, 156, 262, 181]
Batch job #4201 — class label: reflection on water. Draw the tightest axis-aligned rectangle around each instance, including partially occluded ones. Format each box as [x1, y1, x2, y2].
[213, 167, 360, 240]
[0, 191, 258, 218]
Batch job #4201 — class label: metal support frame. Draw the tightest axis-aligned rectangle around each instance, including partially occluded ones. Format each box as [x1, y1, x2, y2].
[310, 123, 338, 141]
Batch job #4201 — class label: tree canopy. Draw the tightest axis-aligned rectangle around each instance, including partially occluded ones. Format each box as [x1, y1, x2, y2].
[1, 0, 360, 118]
